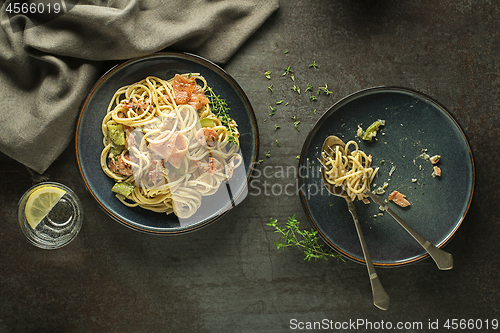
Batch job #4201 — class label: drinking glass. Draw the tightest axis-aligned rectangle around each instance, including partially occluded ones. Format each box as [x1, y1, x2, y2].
[18, 182, 83, 249]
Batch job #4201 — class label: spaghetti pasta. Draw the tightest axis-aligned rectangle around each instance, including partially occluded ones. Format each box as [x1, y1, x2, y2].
[321, 140, 378, 201]
[100, 74, 243, 219]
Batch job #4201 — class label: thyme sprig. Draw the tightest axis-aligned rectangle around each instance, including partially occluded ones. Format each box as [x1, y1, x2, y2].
[206, 87, 237, 144]
[267, 215, 342, 261]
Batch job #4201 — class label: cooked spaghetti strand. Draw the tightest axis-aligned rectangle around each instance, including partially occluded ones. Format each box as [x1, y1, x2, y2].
[322, 140, 378, 201]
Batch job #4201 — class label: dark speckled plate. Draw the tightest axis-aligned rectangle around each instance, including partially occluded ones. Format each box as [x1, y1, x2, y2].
[76, 52, 258, 234]
[298, 87, 474, 266]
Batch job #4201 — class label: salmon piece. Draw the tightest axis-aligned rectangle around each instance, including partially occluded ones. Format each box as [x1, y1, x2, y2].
[197, 127, 219, 147]
[188, 86, 210, 110]
[196, 157, 223, 175]
[149, 132, 178, 161]
[148, 160, 165, 186]
[172, 74, 196, 105]
[430, 155, 441, 164]
[168, 134, 189, 168]
[388, 190, 411, 207]
[172, 75, 208, 109]
[121, 98, 151, 115]
[108, 153, 133, 176]
[149, 132, 189, 169]
[432, 166, 441, 177]
[124, 125, 142, 149]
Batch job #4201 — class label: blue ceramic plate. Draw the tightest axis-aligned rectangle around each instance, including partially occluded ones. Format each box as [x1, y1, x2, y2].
[76, 52, 258, 234]
[298, 87, 474, 266]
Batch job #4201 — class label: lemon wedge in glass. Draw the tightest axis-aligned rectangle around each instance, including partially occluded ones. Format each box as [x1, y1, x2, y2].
[25, 186, 66, 229]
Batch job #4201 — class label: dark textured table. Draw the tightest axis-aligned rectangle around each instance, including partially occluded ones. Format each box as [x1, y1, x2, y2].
[1, 1, 499, 332]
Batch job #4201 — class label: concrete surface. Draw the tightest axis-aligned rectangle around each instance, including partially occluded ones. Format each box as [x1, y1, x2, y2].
[1, 1, 499, 332]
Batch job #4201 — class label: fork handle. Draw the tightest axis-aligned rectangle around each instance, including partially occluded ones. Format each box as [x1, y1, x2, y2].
[367, 192, 453, 270]
[346, 200, 390, 311]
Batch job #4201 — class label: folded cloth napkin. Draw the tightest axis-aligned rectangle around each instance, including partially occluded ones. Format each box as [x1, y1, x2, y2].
[0, 0, 279, 174]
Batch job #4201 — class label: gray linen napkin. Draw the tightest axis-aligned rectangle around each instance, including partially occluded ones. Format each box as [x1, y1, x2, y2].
[0, 0, 279, 173]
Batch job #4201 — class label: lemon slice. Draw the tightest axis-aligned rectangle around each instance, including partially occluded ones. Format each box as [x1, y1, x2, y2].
[25, 185, 66, 229]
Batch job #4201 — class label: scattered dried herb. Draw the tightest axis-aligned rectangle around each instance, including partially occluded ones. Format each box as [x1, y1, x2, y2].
[309, 60, 319, 69]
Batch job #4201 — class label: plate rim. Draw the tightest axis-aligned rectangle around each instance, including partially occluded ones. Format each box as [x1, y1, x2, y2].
[75, 51, 259, 234]
[298, 86, 475, 266]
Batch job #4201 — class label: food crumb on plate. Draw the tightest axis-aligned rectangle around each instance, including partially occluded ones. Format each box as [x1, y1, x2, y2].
[389, 165, 397, 176]
[432, 166, 441, 177]
[430, 155, 441, 164]
[388, 190, 411, 207]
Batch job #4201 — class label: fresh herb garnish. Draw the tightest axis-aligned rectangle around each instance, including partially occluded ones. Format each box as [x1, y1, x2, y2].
[267, 215, 342, 261]
[206, 87, 237, 144]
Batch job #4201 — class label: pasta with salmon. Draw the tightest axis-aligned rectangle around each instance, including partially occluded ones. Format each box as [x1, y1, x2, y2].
[321, 140, 378, 201]
[100, 74, 243, 219]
